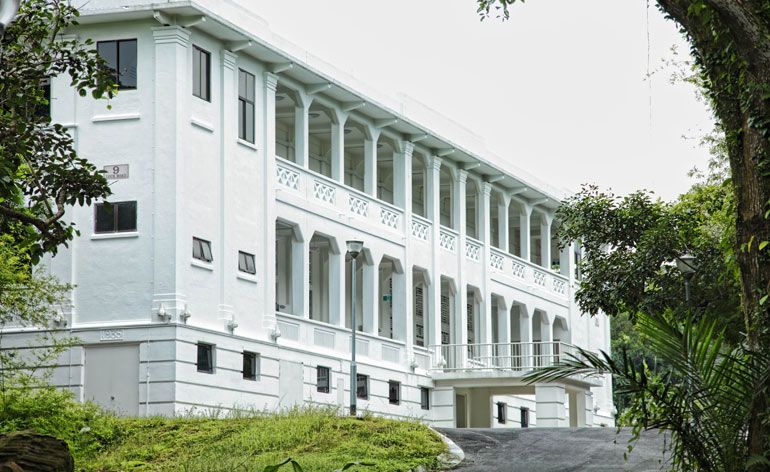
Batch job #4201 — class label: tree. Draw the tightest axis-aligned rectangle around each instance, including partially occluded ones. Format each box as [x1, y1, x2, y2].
[0, 0, 115, 263]
[477, 0, 770, 467]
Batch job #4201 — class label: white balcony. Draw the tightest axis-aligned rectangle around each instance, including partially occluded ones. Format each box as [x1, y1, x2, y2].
[489, 248, 570, 301]
[429, 341, 580, 372]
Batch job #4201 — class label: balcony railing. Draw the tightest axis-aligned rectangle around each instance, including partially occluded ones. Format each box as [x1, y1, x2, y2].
[428, 341, 580, 372]
[489, 248, 570, 300]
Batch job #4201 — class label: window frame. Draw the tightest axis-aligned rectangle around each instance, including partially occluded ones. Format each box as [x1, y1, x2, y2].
[238, 68, 255, 143]
[96, 38, 137, 90]
[496, 402, 507, 424]
[193, 237, 213, 263]
[420, 387, 430, 410]
[520, 407, 530, 428]
[316, 365, 330, 394]
[238, 251, 256, 274]
[388, 380, 400, 405]
[94, 201, 137, 234]
[356, 373, 369, 400]
[196, 342, 214, 373]
[242, 351, 258, 380]
[192, 45, 211, 101]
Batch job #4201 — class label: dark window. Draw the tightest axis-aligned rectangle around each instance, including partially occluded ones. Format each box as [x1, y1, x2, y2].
[520, 407, 530, 428]
[193, 237, 213, 262]
[242, 351, 258, 380]
[316, 366, 330, 393]
[497, 402, 507, 424]
[238, 251, 256, 274]
[388, 380, 400, 405]
[94, 201, 137, 233]
[97, 39, 137, 89]
[238, 69, 255, 143]
[356, 374, 368, 399]
[420, 387, 430, 410]
[192, 46, 211, 101]
[35, 78, 51, 118]
[197, 343, 214, 373]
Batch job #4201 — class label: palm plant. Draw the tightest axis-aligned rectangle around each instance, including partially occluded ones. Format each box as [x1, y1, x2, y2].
[525, 311, 769, 471]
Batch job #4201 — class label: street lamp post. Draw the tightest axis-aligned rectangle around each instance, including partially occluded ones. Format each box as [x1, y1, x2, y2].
[346, 240, 363, 417]
[675, 253, 697, 303]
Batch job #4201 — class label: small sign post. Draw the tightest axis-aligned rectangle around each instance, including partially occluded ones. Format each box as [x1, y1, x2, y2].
[103, 164, 129, 180]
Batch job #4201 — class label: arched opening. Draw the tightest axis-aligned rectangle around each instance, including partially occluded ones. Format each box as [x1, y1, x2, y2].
[307, 102, 332, 178]
[490, 191, 501, 248]
[466, 179, 479, 239]
[440, 276, 455, 345]
[275, 86, 296, 162]
[412, 151, 427, 217]
[553, 316, 570, 363]
[509, 199, 524, 257]
[532, 309, 551, 366]
[413, 267, 429, 347]
[345, 250, 365, 331]
[530, 210, 544, 265]
[343, 121, 366, 192]
[308, 233, 333, 323]
[509, 303, 528, 369]
[276, 220, 302, 315]
[378, 256, 398, 339]
[377, 137, 395, 204]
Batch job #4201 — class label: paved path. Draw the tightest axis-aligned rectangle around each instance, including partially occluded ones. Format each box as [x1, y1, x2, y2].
[437, 427, 670, 471]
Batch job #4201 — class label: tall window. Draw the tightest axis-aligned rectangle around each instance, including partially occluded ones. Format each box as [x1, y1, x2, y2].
[420, 387, 430, 410]
[316, 366, 330, 393]
[497, 402, 507, 424]
[97, 39, 137, 89]
[388, 380, 400, 405]
[520, 407, 530, 428]
[414, 285, 424, 346]
[94, 201, 137, 233]
[356, 374, 368, 399]
[192, 46, 211, 101]
[197, 343, 214, 373]
[242, 352, 258, 380]
[238, 69, 255, 143]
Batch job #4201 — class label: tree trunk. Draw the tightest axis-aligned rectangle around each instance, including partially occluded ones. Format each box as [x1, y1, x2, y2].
[657, 0, 770, 468]
[0, 432, 74, 472]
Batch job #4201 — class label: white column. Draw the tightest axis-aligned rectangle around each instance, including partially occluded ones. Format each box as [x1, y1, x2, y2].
[293, 90, 312, 168]
[428, 157, 442, 348]
[480, 182, 493, 344]
[152, 26, 190, 320]
[520, 303, 534, 369]
[456, 170, 468, 354]
[535, 384, 567, 427]
[330, 251, 345, 327]
[363, 260, 378, 334]
[330, 107, 348, 183]
[363, 126, 380, 197]
[498, 192, 510, 253]
[218, 50, 238, 325]
[397, 141, 414, 347]
[262, 72, 279, 332]
[541, 212, 553, 269]
[292, 236, 306, 317]
[519, 202, 532, 262]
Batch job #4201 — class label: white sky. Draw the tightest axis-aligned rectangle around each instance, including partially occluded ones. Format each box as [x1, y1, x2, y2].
[251, 0, 714, 201]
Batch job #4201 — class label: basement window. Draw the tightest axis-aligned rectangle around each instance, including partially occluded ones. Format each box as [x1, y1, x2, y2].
[420, 387, 430, 410]
[521, 407, 530, 428]
[497, 402, 507, 424]
[388, 380, 400, 405]
[197, 343, 214, 373]
[316, 366, 330, 393]
[356, 374, 369, 400]
[242, 351, 259, 380]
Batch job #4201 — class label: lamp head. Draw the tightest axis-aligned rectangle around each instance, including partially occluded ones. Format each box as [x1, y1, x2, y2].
[675, 254, 697, 275]
[346, 240, 363, 259]
[0, 0, 19, 36]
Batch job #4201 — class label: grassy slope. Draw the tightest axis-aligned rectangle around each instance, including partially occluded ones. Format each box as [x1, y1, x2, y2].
[78, 410, 446, 472]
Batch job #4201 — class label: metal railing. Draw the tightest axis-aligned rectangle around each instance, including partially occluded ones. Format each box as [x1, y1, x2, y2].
[428, 341, 580, 372]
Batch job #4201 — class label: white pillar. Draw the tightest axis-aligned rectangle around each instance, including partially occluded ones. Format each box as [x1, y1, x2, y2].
[398, 141, 414, 347]
[330, 251, 345, 327]
[363, 260, 378, 334]
[262, 72, 279, 332]
[519, 202, 532, 262]
[428, 157, 442, 348]
[152, 26, 190, 320]
[219, 50, 238, 324]
[330, 107, 347, 183]
[541, 212, 553, 269]
[498, 192, 510, 253]
[456, 170, 468, 355]
[364, 126, 380, 197]
[480, 182, 493, 344]
[292, 237, 306, 317]
[536, 384, 567, 427]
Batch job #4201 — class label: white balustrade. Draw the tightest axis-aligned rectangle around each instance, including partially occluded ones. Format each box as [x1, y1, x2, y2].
[553, 277, 567, 295]
[512, 260, 526, 279]
[533, 269, 547, 286]
[379, 206, 399, 230]
[490, 252, 504, 271]
[348, 194, 369, 217]
[465, 239, 481, 262]
[276, 164, 300, 190]
[411, 216, 430, 241]
[429, 341, 581, 372]
[439, 228, 457, 252]
[313, 179, 336, 204]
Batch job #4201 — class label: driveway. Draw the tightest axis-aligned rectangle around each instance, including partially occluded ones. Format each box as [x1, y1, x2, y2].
[436, 427, 670, 471]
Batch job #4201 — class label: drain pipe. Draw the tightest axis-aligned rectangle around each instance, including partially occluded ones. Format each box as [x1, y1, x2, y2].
[145, 325, 151, 417]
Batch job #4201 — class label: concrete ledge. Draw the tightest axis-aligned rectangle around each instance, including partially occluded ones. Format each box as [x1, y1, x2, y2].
[429, 426, 465, 469]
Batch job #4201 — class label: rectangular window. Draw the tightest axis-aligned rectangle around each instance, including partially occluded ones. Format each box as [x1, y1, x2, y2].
[238, 69, 255, 143]
[35, 78, 51, 118]
[520, 407, 530, 428]
[497, 402, 507, 424]
[238, 251, 256, 274]
[193, 237, 213, 263]
[388, 380, 400, 405]
[316, 366, 330, 393]
[96, 39, 137, 89]
[356, 373, 368, 400]
[197, 343, 214, 373]
[94, 201, 137, 233]
[192, 46, 211, 101]
[420, 387, 430, 410]
[414, 285, 424, 346]
[242, 351, 258, 380]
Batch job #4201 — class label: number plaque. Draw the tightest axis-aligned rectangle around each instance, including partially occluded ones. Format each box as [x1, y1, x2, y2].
[103, 164, 129, 180]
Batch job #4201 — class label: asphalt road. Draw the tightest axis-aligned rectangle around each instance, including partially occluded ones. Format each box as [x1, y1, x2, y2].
[437, 427, 670, 472]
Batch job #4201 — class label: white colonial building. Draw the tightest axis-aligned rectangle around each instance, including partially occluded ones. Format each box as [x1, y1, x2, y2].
[16, 0, 615, 428]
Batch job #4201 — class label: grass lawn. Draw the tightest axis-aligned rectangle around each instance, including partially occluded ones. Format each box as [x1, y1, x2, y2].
[76, 409, 447, 472]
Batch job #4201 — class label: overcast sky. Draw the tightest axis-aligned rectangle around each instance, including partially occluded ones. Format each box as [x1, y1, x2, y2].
[251, 0, 714, 201]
